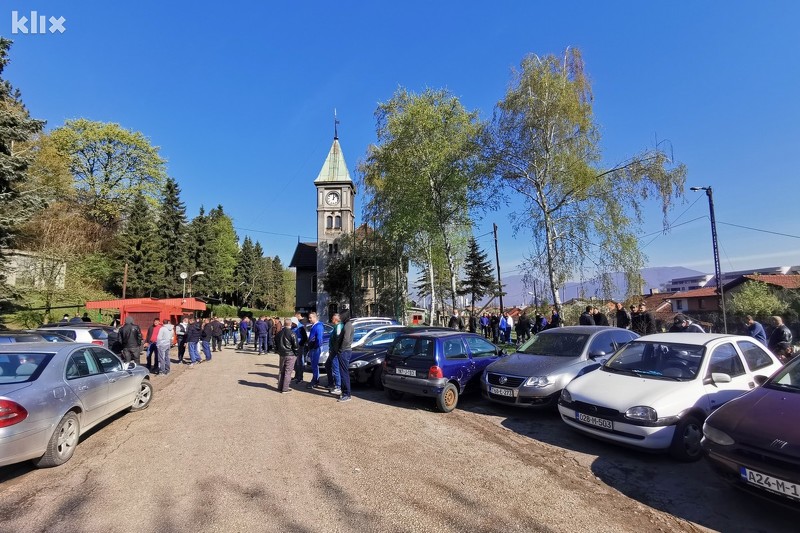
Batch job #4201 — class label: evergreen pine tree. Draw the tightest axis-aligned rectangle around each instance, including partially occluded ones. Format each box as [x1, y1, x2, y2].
[0, 38, 45, 296]
[187, 206, 212, 296]
[206, 205, 238, 295]
[155, 177, 188, 297]
[272, 256, 286, 311]
[118, 193, 158, 297]
[459, 237, 495, 311]
[234, 236, 258, 308]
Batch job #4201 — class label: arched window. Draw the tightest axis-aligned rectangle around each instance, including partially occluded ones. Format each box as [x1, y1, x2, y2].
[334, 216, 341, 229]
[326, 216, 333, 229]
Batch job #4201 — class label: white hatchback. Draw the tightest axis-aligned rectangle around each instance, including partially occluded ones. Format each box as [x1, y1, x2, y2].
[557, 333, 781, 461]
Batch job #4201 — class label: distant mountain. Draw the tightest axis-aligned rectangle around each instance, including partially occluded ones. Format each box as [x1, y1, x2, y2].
[476, 266, 706, 308]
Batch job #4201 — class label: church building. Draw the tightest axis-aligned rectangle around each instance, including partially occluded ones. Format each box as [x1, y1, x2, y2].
[289, 129, 355, 322]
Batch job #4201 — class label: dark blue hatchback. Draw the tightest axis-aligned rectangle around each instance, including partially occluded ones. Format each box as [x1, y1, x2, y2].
[382, 331, 503, 412]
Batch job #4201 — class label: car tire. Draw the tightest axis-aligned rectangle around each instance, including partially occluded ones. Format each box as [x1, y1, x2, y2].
[129, 380, 154, 411]
[436, 383, 459, 413]
[386, 388, 404, 401]
[371, 367, 384, 390]
[34, 411, 80, 468]
[669, 415, 703, 462]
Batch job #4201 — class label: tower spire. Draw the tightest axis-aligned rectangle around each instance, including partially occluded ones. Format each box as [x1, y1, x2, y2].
[334, 108, 340, 140]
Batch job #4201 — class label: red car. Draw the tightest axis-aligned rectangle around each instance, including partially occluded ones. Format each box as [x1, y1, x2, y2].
[702, 356, 800, 508]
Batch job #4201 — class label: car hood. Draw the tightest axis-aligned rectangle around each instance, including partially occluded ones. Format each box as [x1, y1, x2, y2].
[707, 386, 800, 455]
[566, 369, 698, 415]
[0, 382, 34, 396]
[487, 352, 586, 377]
[350, 346, 388, 362]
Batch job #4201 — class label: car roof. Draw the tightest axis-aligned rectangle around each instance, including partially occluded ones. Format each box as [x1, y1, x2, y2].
[539, 326, 626, 334]
[39, 323, 112, 329]
[400, 330, 479, 339]
[0, 341, 95, 353]
[632, 332, 748, 346]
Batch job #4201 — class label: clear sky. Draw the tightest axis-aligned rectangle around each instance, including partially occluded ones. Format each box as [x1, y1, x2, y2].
[6, 0, 800, 284]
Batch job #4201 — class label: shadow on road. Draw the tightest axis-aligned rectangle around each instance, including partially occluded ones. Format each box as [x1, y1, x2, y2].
[237, 379, 278, 391]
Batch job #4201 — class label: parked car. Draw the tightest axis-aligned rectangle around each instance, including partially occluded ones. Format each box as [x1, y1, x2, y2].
[309, 317, 399, 372]
[383, 331, 503, 412]
[482, 326, 638, 408]
[0, 342, 153, 468]
[702, 354, 800, 507]
[349, 326, 449, 388]
[558, 333, 781, 461]
[0, 331, 73, 344]
[37, 325, 116, 350]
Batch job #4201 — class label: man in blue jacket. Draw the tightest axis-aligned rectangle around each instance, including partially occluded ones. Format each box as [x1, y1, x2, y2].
[306, 312, 324, 389]
[746, 315, 768, 345]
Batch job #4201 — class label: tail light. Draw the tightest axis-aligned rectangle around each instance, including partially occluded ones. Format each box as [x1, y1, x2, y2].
[91, 340, 104, 346]
[428, 366, 443, 379]
[0, 400, 28, 428]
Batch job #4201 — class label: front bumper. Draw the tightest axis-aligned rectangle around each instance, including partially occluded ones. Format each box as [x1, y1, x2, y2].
[480, 381, 561, 408]
[557, 403, 676, 451]
[382, 374, 448, 398]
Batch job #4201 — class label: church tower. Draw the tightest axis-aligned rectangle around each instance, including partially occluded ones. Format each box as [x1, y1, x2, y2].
[314, 126, 355, 322]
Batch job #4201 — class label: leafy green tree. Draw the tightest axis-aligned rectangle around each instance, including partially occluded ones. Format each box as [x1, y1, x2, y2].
[459, 237, 495, 312]
[117, 193, 159, 297]
[187, 207, 212, 296]
[0, 38, 45, 303]
[205, 205, 239, 295]
[727, 280, 787, 318]
[361, 87, 485, 319]
[50, 118, 167, 225]
[485, 49, 686, 307]
[154, 177, 188, 297]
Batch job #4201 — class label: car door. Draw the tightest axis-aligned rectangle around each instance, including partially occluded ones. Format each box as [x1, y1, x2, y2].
[441, 336, 471, 387]
[465, 335, 500, 382]
[702, 341, 753, 413]
[65, 348, 110, 427]
[91, 347, 135, 413]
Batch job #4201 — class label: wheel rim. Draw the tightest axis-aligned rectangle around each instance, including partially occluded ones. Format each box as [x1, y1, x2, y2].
[134, 383, 151, 408]
[56, 418, 78, 458]
[444, 388, 456, 408]
[683, 422, 702, 457]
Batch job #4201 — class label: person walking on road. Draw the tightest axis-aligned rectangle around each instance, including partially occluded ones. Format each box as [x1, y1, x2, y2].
[145, 318, 162, 373]
[326, 313, 342, 394]
[186, 317, 202, 366]
[176, 316, 188, 363]
[118, 316, 143, 363]
[276, 318, 299, 393]
[745, 315, 768, 345]
[238, 317, 250, 350]
[292, 314, 309, 384]
[211, 317, 224, 352]
[201, 318, 214, 361]
[306, 312, 324, 389]
[156, 319, 174, 375]
[255, 316, 269, 355]
[337, 311, 355, 403]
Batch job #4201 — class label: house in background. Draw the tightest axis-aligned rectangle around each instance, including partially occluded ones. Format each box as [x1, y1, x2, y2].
[0, 249, 66, 290]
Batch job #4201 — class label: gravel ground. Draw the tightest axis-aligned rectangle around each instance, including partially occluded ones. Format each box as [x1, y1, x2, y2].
[0, 347, 795, 532]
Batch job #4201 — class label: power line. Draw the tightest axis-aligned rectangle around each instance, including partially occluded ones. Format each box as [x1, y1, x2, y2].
[716, 221, 800, 240]
[234, 226, 316, 241]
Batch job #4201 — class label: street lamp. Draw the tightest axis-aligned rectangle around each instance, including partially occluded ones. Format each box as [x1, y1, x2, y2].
[180, 272, 188, 299]
[690, 186, 727, 333]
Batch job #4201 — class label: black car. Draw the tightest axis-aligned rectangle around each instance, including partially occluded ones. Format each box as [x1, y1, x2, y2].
[349, 326, 449, 388]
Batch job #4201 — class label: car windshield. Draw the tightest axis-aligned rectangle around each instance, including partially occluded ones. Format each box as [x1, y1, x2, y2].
[0, 352, 55, 383]
[603, 341, 704, 381]
[363, 331, 402, 348]
[765, 357, 800, 393]
[518, 332, 589, 357]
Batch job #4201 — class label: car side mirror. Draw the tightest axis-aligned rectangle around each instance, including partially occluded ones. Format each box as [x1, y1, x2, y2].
[704, 372, 732, 385]
[754, 375, 769, 386]
[126, 362, 136, 370]
[588, 351, 606, 360]
[496, 348, 506, 356]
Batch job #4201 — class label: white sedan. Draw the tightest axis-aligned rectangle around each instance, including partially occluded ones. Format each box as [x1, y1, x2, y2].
[557, 333, 781, 461]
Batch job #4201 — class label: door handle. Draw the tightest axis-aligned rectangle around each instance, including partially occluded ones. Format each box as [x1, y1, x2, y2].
[109, 379, 117, 383]
[78, 385, 89, 391]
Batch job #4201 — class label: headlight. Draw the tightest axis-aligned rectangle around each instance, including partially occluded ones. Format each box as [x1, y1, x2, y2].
[524, 376, 552, 387]
[560, 388, 572, 403]
[703, 422, 735, 446]
[349, 360, 368, 369]
[625, 406, 658, 422]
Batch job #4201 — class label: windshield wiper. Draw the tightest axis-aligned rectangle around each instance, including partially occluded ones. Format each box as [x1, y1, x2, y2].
[766, 382, 800, 392]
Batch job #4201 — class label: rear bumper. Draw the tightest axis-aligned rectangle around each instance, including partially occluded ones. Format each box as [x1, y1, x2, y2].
[382, 374, 448, 398]
[0, 420, 53, 467]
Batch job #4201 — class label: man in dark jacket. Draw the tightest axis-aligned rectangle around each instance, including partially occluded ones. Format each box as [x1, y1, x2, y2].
[255, 317, 269, 355]
[632, 303, 657, 335]
[326, 313, 342, 393]
[448, 310, 464, 331]
[592, 307, 609, 326]
[670, 314, 705, 333]
[119, 317, 143, 363]
[615, 303, 631, 329]
[211, 317, 224, 352]
[201, 318, 214, 361]
[276, 318, 299, 393]
[579, 306, 595, 326]
[337, 311, 355, 403]
[768, 316, 793, 355]
[186, 317, 202, 366]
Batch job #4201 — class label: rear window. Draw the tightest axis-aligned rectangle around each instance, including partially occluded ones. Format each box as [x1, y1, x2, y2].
[389, 337, 436, 362]
[89, 329, 109, 340]
[0, 352, 55, 383]
[41, 329, 76, 341]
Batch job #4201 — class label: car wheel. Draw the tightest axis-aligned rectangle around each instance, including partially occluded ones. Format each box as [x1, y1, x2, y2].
[34, 411, 80, 468]
[669, 415, 703, 462]
[371, 367, 384, 390]
[129, 380, 154, 411]
[386, 388, 404, 401]
[436, 383, 459, 413]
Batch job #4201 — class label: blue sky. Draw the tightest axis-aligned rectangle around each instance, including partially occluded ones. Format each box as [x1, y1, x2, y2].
[6, 0, 800, 284]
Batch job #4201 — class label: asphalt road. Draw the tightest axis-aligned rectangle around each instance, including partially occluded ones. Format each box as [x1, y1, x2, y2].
[0, 347, 795, 533]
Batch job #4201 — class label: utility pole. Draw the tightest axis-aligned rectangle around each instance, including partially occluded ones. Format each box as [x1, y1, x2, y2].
[691, 186, 727, 333]
[122, 262, 128, 299]
[493, 223, 503, 313]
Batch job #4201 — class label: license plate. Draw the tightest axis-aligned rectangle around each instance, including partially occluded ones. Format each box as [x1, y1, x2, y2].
[489, 386, 514, 397]
[395, 368, 416, 377]
[740, 467, 800, 501]
[575, 411, 613, 431]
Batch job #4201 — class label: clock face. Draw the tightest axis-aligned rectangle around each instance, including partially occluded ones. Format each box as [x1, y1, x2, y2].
[325, 192, 340, 205]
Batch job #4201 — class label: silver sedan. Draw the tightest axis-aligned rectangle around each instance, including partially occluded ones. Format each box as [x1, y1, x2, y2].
[0, 342, 153, 468]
